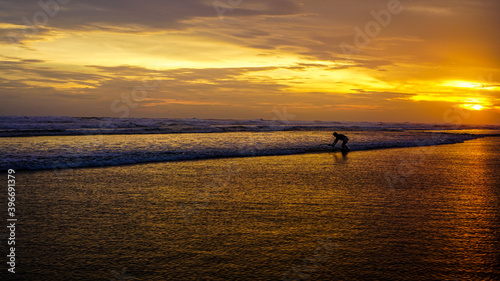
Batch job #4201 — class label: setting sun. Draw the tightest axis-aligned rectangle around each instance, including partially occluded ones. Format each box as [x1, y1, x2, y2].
[461, 104, 485, 111]
[442, 81, 483, 89]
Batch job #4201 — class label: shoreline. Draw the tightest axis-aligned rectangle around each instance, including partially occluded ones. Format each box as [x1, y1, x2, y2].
[6, 134, 498, 173]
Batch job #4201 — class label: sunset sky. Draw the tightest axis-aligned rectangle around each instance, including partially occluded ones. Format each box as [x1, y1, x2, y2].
[1, 0, 499, 124]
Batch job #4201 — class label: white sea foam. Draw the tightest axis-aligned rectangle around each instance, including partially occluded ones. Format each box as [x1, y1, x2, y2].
[1, 124, 495, 171]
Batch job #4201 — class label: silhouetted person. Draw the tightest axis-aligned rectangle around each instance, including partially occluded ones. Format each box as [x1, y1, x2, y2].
[332, 132, 350, 151]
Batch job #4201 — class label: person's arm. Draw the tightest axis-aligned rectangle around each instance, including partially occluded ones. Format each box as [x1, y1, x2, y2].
[331, 138, 338, 146]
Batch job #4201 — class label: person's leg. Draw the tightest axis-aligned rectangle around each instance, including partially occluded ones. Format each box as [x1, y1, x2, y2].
[342, 139, 349, 150]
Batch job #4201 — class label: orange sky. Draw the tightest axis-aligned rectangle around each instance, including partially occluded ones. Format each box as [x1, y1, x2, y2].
[1, 0, 499, 124]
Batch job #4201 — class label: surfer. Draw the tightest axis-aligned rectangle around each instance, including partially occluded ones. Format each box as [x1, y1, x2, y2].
[332, 132, 350, 151]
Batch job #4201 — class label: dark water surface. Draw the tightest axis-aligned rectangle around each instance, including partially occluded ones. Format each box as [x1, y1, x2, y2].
[3, 137, 499, 280]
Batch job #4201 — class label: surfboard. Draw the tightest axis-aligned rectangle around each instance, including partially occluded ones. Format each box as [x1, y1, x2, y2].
[308, 144, 350, 153]
[306, 143, 332, 152]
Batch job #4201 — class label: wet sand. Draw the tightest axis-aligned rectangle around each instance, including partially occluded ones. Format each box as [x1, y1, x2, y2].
[6, 137, 500, 280]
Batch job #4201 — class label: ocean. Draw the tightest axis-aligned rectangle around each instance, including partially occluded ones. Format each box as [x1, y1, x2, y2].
[1, 116, 499, 280]
[1, 116, 498, 172]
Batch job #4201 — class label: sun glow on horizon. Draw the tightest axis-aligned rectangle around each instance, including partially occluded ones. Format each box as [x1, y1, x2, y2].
[461, 104, 485, 111]
[442, 80, 483, 88]
[441, 80, 499, 91]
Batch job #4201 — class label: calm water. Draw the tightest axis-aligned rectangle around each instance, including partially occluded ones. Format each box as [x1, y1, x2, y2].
[2, 137, 499, 280]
